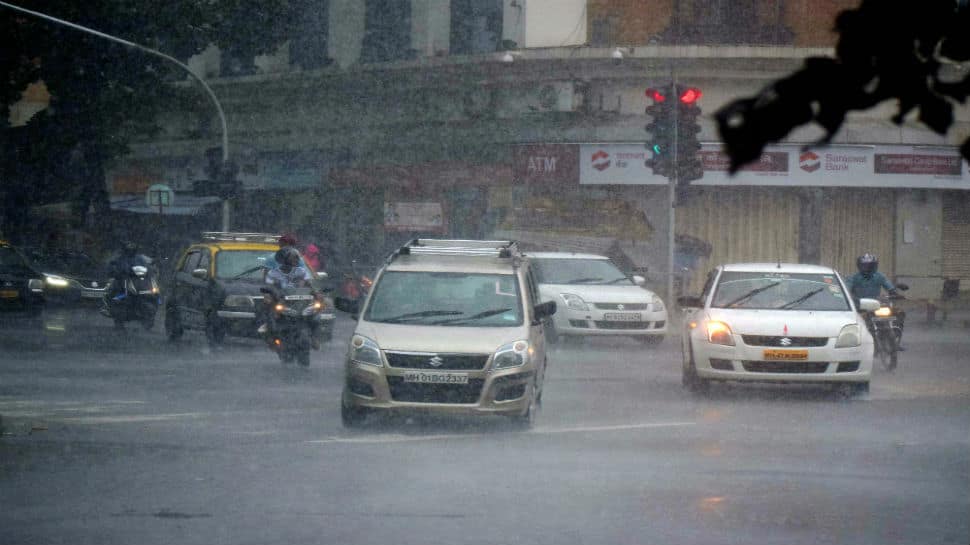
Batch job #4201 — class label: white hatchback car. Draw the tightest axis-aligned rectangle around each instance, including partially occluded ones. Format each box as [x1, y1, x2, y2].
[679, 263, 879, 395]
[529, 252, 668, 345]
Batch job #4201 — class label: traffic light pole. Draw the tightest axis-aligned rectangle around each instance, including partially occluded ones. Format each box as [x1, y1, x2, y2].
[667, 70, 679, 307]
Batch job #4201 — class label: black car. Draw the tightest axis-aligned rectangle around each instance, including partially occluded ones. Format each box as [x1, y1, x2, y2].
[20, 247, 109, 305]
[0, 241, 73, 326]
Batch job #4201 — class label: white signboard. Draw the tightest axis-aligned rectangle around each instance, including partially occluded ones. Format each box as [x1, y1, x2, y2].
[384, 202, 445, 232]
[579, 143, 970, 189]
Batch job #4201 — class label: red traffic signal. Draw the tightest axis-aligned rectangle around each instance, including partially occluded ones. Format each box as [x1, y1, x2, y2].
[679, 87, 702, 104]
[645, 88, 666, 103]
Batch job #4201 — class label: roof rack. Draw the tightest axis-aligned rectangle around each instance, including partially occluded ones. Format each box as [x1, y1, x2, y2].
[395, 238, 520, 259]
[202, 232, 281, 243]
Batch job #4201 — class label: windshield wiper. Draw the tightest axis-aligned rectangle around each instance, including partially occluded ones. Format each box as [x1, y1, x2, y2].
[431, 308, 512, 325]
[565, 277, 603, 284]
[232, 265, 265, 279]
[723, 281, 782, 308]
[777, 287, 826, 310]
[605, 277, 630, 284]
[380, 310, 463, 323]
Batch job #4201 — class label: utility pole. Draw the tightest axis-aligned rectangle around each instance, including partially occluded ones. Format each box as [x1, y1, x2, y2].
[667, 68, 679, 307]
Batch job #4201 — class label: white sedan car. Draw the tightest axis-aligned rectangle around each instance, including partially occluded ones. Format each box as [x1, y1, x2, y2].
[529, 252, 668, 345]
[679, 263, 880, 395]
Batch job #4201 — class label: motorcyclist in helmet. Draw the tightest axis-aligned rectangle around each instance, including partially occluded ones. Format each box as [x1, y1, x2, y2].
[102, 241, 152, 314]
[266, 247, 311, 289]
[845, 253, 905, 349]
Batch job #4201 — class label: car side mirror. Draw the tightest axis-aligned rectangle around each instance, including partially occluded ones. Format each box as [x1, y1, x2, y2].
[534, 300, 557, 321]
[191, 268, 208, 280]
[858, 298, 881, 312]
[632, 275, 646, 286]
[677, 295, 704, 308]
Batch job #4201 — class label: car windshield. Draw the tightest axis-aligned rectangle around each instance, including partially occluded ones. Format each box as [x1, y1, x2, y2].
[711, 271, 851, 311]
[26, 250, 102, 277]
[533, 258, 632, 285]
[215, 250, 271, 280]
[364, 271, 522, 327]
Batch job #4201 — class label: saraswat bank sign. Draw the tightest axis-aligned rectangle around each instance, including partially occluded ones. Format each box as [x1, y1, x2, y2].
[570, 143, 970, 189]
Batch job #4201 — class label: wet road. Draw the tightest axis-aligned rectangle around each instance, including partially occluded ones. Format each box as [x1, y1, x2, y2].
[1, 310, 968, 545]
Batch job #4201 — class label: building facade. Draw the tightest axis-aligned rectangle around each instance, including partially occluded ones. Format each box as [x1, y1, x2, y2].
[111, 0, 970, 299]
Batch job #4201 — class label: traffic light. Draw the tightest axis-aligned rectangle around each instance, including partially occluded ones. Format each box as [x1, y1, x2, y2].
[675, 85, 704, 185]
[644, 86, 674, 177]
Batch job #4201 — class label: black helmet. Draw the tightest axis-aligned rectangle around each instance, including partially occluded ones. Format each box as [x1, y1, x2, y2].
[857, 253, 878, 275]
[122, 241, 139, 256]
[275, 247, 300, 272]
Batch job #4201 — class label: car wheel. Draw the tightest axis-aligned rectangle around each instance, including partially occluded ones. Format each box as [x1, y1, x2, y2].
[205, 315, 226, 345]
[510, 383, 540, 429]
[850, 382, 870, 397]
[637, 335, 664, 346]
[545, 322, 560, 345]
[682, 342, 709, 395]
[341, 397, 368, 428]
[296, 349, 311, 367]
[165, 306, 183, 341]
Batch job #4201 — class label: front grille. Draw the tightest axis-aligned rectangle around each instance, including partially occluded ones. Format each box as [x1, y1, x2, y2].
[568, 319, 590, 328]
[594, 321, 651, 330]
[742, 361, 829, 373]
[385, 352, 489, 371]
[594, 303, 649, 311]
[386, 377, 485, 403]
[836, 361, 860, 373]
[742, 335, 829, 347]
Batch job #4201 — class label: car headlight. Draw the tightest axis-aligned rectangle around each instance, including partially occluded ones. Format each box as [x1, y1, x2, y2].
[560, 293, 588, 311]
[873, 306, 892, 317]
[223, 295, 255, 308]
[706, 321, 735, 346]
[651, 294, 665, 312]
[835, 324, 861, 348]
[492, 340, 531, 369]
[44, 274, 70, 288]
[349, 335, 383, 367]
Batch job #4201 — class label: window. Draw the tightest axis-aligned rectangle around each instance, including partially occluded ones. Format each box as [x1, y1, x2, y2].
[197, 250, 211, 275]
[532, 258, 633, 286]
[180, 251, 201, 274]
[364, 271, 523, 327]
[711, 271, 851, 311]
[662, 0, 793, 45]
[214, 250, 271, 281]
[360, 0, 414, 64]
[450, 0, 503, 55]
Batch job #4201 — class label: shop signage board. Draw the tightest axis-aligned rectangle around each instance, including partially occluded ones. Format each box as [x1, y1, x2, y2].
[384, 202, 446, 232]
[562, 143, 970, 189]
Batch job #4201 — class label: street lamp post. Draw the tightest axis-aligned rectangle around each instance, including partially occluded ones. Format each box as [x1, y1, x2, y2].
[0, 0, 233, 231]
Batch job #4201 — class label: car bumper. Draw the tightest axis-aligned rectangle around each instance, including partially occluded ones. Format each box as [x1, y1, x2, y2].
[692, 340, 872, 382]
[343, 361, 535, 416]
[552, 307, 668, 336]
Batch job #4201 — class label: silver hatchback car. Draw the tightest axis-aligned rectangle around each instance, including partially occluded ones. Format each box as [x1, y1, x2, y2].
[341, 239, 556, 428]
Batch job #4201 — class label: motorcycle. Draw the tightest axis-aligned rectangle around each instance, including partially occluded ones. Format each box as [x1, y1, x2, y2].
[260, 286, 330, 367]
[101, 260, 161, 331]
[868, 284, 908, 371]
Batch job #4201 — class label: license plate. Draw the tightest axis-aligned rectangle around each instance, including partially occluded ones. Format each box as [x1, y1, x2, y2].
[81, 291, 103, 298]
[138, 290, 154, 295]
[403, 372, 469, 384]
[0, 290, 18, 299]
[763, 349, 809, 361]
[603, 312, 641, 321]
